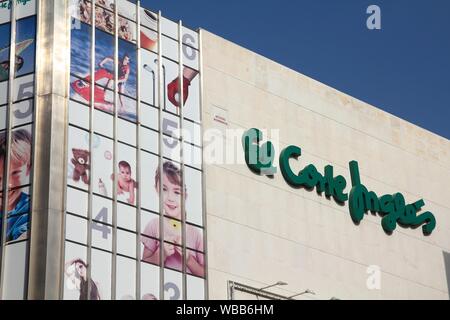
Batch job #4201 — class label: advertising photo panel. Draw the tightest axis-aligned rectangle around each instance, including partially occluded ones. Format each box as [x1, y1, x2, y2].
[141, 261, 160, 300]
[70, 18, 91, 80]
[116, 142, 137, 205]
[0, 22, 11, 82]
[139, 150, 159, 212]
[67, 126, 90, 191]
[116, 255, 136, 300]
[63, 241, 89, 300]
[1, 241, 28, 299]
[164, 268, 182, 300]
[92, 134, 113, 197]
[91, 248, 112, 300]
[14, 15, 36, 78]
[140, 49, 158, 106]
[0, 0, 36, 25]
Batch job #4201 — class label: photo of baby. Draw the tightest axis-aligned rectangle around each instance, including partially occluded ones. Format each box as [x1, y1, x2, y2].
[141, 161, 204, 278]
[0, 128, 32, 242]
[111, 160, 137, 205]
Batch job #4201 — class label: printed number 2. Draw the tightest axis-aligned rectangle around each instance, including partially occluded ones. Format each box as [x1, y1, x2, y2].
[92, 207, 111, 239]
[164, 282, 181, 300]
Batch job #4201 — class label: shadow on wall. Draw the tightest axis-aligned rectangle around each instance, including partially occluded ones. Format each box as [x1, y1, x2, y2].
[443, 251, 450, 300]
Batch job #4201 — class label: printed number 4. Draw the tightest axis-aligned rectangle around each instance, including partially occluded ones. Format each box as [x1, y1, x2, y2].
[92, 207, 111, 239]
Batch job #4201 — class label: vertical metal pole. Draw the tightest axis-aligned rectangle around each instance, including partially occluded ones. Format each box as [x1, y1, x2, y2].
[135, 0, 142, 301]
[112, 0, 119, 300]
[86, 0, 97, 301]
[0, 0, 16, 299]
[157, 10, 165, 301]
[178, 20, 187, 301]
[198, 28, 209, 300]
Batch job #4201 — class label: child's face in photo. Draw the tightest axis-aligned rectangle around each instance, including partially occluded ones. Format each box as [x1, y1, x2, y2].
[0, 156, 29, 209]
[160, 173, 182, 219]
[119, 165, 131, 182]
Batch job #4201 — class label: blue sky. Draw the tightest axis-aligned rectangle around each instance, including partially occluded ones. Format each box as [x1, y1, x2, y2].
[142, 0, 450, 140]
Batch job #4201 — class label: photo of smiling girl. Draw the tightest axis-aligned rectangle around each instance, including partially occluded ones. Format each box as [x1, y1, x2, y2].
[141, 161, 204, 278]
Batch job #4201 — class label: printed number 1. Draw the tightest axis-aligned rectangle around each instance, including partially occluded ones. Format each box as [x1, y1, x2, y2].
[92, 207, 111, 239]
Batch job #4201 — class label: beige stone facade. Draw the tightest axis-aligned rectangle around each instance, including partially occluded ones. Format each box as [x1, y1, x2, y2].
[201, 30, 450, 300]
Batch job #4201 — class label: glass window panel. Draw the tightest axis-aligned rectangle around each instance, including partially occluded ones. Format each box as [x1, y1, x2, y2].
[140, 50, 158, 106]
[186, 250, 205, 278]
[69, 99, 89, 129]
[140, 209, 158, 236]
[16, 0, 37, 20]
[162, 111, 180, 139]
[95, 5, 114, 35]
[183, 142, 202, 170]
[117, 117, 136, 146]
[118, 94, 137, 122]
[95, 0, 114, 11]
[162, 135, 180, 164]
[140, 7, 157, 31]
[94, 108, 113, 138]
[66, 187, 88, 218]
[183, 119, 202, 147]
[161, 16, 178, 40]
[1, 241, 27, 300]
[164, 268, 182, 300]
[67, 126, 90, 191]
[70, 0, 92, 25]
[0, 23, 11, 81]
[118, 16, 137, 43]
[92, 194, 112, 225]
[140, 126, 158, 154]
[0, 105, 6, 131]
[140, 25, 157, 52]
[163, 58, 180, 115]
[92, 134, 113, 197]
[91, 221, 112, 251]
[185, 166, 203, 226]
[164, 242, 182, 272]
[182, 46, 199, 71]
[117, 0, 137, 22]
[140, 235, 160, 267]
[0, 81, 8, 105]
[91, 248, 112, 300]
[162, 35, 178, 62]
[63, 241, 87, 300]
[70, 75, 90, 106]
[187, 275, 205, 300]
[117, 201, 136, 232]
[140, 151, 159, 212]
[9, 125, 32, 188]
[164, 217, 181, 246]
[13, 73, 34, 102]
[117, 228, 136, 258]
[182, 27, 199, 50]
[70, 18, 91, 79]
[5, 185, 30, 242]
[116, 255, 136, 300]
[141, 262, 160, 300]
[182, 67, 200, 123]
[116, 142, 137, 205]
[15, 15, 36, 78]
[66, 214, 87, 245]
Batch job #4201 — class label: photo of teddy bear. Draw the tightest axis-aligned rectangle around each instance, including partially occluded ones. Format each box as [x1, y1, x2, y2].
[71, 148, 90, 185]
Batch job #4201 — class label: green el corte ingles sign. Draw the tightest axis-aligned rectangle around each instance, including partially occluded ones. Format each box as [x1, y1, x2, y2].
[242, 128, 436, 236]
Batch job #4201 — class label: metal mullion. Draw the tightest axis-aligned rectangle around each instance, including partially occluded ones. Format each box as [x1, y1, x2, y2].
[198, 29, 209, 300]
[0, 0, 16, 299]
[26, 0, 41, 300]
[135, 0, 142, 301]
[112, 1, 119, 301]
[157, 10, 165, 301]
[86, 0, 97, 301]
[178, 20, 187, 301]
